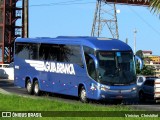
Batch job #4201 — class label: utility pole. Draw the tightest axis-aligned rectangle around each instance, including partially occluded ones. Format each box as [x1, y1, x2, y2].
[126, 38, 128, 44]
[23, 0, 29, 38]
[134, 28, 137, 54]
[91, 0, 119, 39]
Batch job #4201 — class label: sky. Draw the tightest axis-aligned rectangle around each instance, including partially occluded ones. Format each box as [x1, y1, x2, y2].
[23, 0, 160, 56]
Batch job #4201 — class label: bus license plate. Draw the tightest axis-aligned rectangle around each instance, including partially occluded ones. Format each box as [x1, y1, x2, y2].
[116, 96, 123, 99]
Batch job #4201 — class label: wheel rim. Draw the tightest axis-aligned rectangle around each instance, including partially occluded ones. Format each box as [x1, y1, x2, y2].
[27, 81, 31, 92]
[81, 89, 86, 101]
[34, 83, 39, 94]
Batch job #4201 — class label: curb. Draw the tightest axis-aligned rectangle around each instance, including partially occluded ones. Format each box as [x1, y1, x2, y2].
[0, 88, 11, 95]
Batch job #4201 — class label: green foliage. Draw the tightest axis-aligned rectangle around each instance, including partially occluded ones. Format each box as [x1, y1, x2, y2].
[137, 65, 155, 76]
[149, 0, 160, 14]
[135, 50, 143, 60]
[135, 50, 155, 75]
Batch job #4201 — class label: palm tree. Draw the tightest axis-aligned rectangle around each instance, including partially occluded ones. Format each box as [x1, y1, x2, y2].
[149, 0, 160, 14]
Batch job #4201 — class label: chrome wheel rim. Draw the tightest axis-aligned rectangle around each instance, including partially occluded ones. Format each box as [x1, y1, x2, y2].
[34, 83, 39, 93]
[81, 89, 86, 101]
[27, 82, 31, 92]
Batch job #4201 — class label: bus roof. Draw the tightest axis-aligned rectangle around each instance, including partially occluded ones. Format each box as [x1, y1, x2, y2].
[15, 36, 132, 51]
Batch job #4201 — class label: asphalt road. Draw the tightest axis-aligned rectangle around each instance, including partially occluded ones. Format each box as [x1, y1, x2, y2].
[0, 79, 160, 111]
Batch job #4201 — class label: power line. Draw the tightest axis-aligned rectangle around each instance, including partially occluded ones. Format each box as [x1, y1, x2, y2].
[127, 6, 160, 37]
[29, 0, 95, 7]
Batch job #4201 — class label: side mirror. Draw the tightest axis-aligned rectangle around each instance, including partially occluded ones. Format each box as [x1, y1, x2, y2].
[88, 54, 99, 81]
[135, 55, 143, 70]
[88, 54, 99, 69]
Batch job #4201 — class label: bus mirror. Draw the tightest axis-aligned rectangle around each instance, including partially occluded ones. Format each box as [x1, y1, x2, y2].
[88, 54, 98, 69]
[135, 55, 143, 70]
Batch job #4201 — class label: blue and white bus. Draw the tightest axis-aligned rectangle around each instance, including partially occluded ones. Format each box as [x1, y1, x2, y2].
[14, 36, 137, 102]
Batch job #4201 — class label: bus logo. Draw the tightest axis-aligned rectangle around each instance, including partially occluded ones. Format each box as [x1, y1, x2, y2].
[25, 60, 76, 75]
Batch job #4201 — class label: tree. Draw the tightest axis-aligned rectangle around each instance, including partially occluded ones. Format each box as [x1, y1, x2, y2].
[137, 65, 155, 76]
[135, 50, 155, 75]
[149, 0, 160, 14]
[141, 65, 155, 75]
[136, 50, 144, 60]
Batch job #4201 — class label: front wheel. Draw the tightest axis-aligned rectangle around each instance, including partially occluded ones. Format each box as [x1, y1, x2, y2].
[79, 86, 88, 103]
[33, 81, 41, 96]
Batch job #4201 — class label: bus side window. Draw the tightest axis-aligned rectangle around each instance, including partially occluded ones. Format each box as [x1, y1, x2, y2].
[61, 45, 83, 67]
[39, 44, 59, 61]
[15, 43, 30, 59]
[83, 46, 95, 55]
[29, 44, 39, 60]
[85, 54, 96, 80]
[39, 44, 48, 60]
[49, 45, 60, 61]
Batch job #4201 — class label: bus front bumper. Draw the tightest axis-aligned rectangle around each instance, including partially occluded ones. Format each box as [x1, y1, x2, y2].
[98, 89, 137, 100]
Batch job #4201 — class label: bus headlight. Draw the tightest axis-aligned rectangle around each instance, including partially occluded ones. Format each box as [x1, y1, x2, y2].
[131, 87, 137, 91]
[100, 85, 110, 91]
[90, 83, 99, 90]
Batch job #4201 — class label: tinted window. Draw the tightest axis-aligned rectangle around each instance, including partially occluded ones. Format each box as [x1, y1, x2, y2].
[16, 43, 83, 65]
[61, 45, 82, 65]
[30, 44, 39, 60]
[39, 44, 60, 61]
[83, 46, 94, 55]
[15, 43, 30, 59]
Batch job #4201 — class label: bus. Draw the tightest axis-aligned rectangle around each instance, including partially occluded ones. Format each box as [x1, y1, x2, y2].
[14, 36, 138, 103]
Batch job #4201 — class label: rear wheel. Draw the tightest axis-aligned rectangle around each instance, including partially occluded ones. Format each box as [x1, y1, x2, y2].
[33, 81, 41, 96]
[79, 86, 88, 103]
[26, 79, 33, 95]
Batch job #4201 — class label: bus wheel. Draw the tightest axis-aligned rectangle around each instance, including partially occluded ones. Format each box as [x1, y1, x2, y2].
[79, 86, 88, 103]
[26, 79, 33, 95]
[33, 81, 41, 96]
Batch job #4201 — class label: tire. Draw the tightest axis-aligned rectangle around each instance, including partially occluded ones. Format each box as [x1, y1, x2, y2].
[139, 91, 145, 102]
[33, 81, 41, 96]
[26, 79, 33, 95]
[79, 86, 88, 103]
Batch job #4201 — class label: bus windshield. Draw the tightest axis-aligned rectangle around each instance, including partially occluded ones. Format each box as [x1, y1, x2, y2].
[97, 51, 136, 85]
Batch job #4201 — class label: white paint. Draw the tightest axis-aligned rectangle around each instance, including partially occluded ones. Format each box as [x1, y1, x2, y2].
[25, 60, 76, 75]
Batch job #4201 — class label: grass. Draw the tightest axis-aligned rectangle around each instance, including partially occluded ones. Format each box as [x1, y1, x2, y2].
[0, 93, 159, 120]
[0, 93, 131, 111]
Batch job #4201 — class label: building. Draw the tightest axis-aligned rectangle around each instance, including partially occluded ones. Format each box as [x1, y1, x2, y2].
[142, 50, 160, 77]
[145, 63, 160, 77]
[142, 50, 152, 57]
[148, 56, 160, 64]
